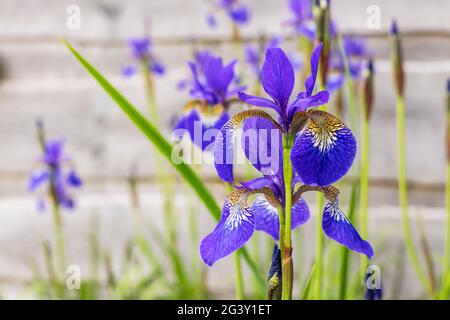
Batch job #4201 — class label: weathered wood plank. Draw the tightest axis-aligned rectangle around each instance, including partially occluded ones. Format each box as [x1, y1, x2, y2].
[0, 0, 449, 41]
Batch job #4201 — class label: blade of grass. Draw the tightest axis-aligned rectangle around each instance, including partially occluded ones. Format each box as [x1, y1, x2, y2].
[62, 38, 265, 289]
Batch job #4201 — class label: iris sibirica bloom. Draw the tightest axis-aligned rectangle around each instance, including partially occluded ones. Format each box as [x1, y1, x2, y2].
[200, 44, 373, 266]
[122, 37, 165, 77]
[327, 36, 370, 92]
[174, 51, 244, 151]
[207, 0, 250, 28]
[285, 0, 316, 40]
[29, 139, 82, 210]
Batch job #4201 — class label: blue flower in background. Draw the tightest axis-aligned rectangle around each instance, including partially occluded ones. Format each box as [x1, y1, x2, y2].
[122, 37, 165, 77]
[327, 36, 371, 92]
[245, 36, 282, 77]
[200, 46, 373, 266]
[29, 139, 82, 210]
[285, 0, 316, 40]
[173, 51, 244, 151]
[207, 0, 250, 28]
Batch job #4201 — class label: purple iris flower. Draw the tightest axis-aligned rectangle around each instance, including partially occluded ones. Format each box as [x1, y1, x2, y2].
[173, 51, 244, 151]
[200, 45, 373, 266]
[122, 37, 165, 78]
[285, 0, 316, 40]
[29, 139, 82, 210]
[327, 36, 370, 92]
[207, 0, 250, 28]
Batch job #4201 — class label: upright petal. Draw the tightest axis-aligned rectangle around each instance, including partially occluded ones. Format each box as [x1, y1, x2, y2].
[200, 190, 255, 266]
[305, 43, 322, 96]
[290, 110, 356, 186]
[253, 196, 309, 240]
[322, 201, 374, 259]
[261, 48, 295, 108]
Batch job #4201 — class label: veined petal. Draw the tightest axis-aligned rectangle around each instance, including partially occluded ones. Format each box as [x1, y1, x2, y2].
[239, 177, 273, 190]
[241, 117, 283, 177]
[238, 92, 281, 114]
[200, 190, 255, 266]
[290, 110, 356, 186]
[305, 43, 322, 96]
[261, 48, 295, 108]
[253, 196, 309, 240]
[177, 109, 229, 152]
[288, 90, 329, 117]
[322, 201, 374, 259]
[214, 110, 280, 182]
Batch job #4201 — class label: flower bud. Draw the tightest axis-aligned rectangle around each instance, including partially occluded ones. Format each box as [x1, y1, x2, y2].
[390, 20, 405, 96]
[362, 58, 375, 121]
[267, 245, 282, 300]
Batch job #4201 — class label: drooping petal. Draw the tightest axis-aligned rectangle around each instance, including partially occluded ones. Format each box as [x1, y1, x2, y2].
[292, 197, 310, 226]
[253, 196, 279, 240]
[28, 169, 49, 191]
[261, 48, 295, 109]
[67, 170, 82, 188]
[305, 43, 322, 96]
[200, 190, 255, 266]
[177, 109, 229, 152]
[241, 116, 283, 177]
[322, 201, 374, 259]
[238, 92, 280, 114]
[214, 110, 280, 182]
[253, 196, 309, 240]
[290, 110, 356, 186]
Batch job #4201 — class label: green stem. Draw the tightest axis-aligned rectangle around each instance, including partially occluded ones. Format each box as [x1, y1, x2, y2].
[396, 95, 433, 297]
[440, 162, 450, 299]
[314, 193, 324, 299]
[281, 135, 293, 300]
[234, 251, 244, 299]
[359, 113, 370, 275]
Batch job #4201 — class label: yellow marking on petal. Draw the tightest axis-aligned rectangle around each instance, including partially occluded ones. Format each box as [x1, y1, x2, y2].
[306, 110, 346, 152]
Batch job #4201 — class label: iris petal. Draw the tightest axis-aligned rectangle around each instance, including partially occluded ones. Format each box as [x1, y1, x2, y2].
[305, 43, 322, 96]
[261, 48, 295, 108]
[238, 92, 281, 114]
[177, 109, 229, 152]
[322, 201, 374, 259]
[200, 191, 255, 266]
[252, 196, 310, 240]
[28, 169, 49, 191]
[290, 110, 356, 186]
[214, 110, 280, 182]
[241, 117, 283, 177]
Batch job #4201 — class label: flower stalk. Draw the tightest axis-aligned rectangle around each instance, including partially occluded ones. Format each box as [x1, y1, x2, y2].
[440, 80, 450, 300]
[281, 134, 294, 300]
[36, 122, 65, 292]
[390, 21, 433, 297]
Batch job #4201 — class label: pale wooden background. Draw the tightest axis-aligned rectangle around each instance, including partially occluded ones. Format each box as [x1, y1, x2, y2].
[0, 0, 448, 298]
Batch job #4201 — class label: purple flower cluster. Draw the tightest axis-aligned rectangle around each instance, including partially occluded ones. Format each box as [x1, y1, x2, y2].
[29, 140, 82, 210]
[122, 37, 165, 77]
[207, 0, 250, 28]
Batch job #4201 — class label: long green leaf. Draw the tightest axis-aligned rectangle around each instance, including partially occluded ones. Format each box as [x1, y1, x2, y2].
[62, 39, 265, 289]
[63, 39, 220, 219]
